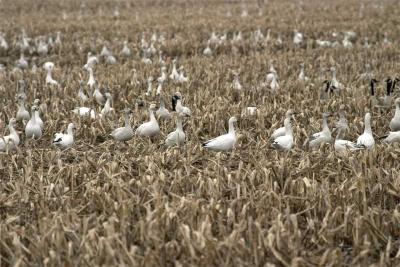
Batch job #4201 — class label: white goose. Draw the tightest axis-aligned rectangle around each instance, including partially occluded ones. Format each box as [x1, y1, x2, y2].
[86, 66, 96, 88]
[110, 109, 134, 142]
[334, 128, 361, 152]
[17, 80, 27, 101]
[309, 112, 333, 149]
[172, 92, 191, 117]
[33, 99, 44, 129]
[53, 123, 75, 150]
[157, 66, 167, 84]
[44, 62, 58, 86]
[271, 109, 296, 139]
[25, 105, 42, 139]
[16, 96, 30, 122]
[136, 104, 160, 138]
[169, 59, 180, 81]
[298, 63, 309, 82]
[100, 93, 114, 116]
[389, 98, 400, 131]
[269, 71, 279, 92]
[203, 41, 212, 56]
[84, 52, 98, 69]
[356, 113, 375, 150]
[272, 117, 294, 151]
[78, 81, 89, 102]
[203, 117, 237, 151]
[72, 107, 96, 119]
[165, 113, 186, 147]
[0, 118, 20, 152]
[156, 96, 171, 120]
[145, 76, 154, 96]
[93, 82, 105, 105]
[335, 105, 349, 132]
[293, 30, 303, 46]
[16, 53, 28, 69]
[156, 80, 164, 96]
[177, 67, 188, 83]
[121, 41, 131, 57]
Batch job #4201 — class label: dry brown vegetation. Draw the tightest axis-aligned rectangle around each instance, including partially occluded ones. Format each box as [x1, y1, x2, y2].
[1, 0, 400, 266]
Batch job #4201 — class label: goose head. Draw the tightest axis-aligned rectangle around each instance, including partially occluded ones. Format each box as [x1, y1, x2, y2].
[31, 105, 39, 113]
[123, 108, 132, 114]
[149, 103, 157, 111]
[147, 76, 154, 82]
[34, 99, 40, 106]
[9, 118, 17, 127]
[173, 92, 182, 100]
[229, 116, 238, 124]
[43, 62, 54, 71]
[68, 123, 76, 132]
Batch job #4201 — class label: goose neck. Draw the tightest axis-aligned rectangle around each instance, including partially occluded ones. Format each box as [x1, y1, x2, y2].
[228, 120, 235, 134]
[124, 113, 130, 127]
[364, 116, 372, 134]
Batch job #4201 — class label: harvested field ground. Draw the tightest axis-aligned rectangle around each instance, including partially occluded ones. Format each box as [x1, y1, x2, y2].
[1, 0, 400, 266]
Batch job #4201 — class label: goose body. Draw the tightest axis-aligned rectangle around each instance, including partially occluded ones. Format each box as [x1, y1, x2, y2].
[271, 109, 296, 139]
[44, 62, 58, 86]
[356, 113, 374, 149]
[101, 93, 114, 116]
[136, 104, 160, 138]
[110, 109, 134, 142]
[93, 83, 105, 105]
[0, 119, 20, 151]
[146, 76, 154, 96]
[33, 99, 44, 129]
[203, 117, 237, 151]
[25, 106, 42, 139]
[53, 123, 75, 150]
[298, 63, 309, 82]
[169, 60, 180, 81]
[121, 41, 131, 57]
[309, 113, 332, 149]
[86, 67, 95, 88]
[78, 81, 89, 102]
[72, 107, 96, 119]
[165, 113, 186, 147]
[390, 98, 400, 131]
[382, 131, 400, 144]
[272, 117, 294, 151]
[16, 98, 30, 122]
[156, 97, 171, 120]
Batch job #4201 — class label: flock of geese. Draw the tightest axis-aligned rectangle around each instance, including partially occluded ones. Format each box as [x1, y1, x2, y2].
[0, 27, 399, 153]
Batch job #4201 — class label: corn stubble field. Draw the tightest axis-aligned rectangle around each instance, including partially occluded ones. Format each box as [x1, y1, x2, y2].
[1, 0, 400, 266]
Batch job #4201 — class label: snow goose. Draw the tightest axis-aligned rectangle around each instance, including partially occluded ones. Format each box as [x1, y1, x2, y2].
[78, 81, 89, 102]
[84, 52, 98, 69]
[309, 112, 333, 149]
[389, 98, 400, 131]
[110, 109, 134, 142]
[298, 63, 309, 82]
[0, 118, 20, 152]
[33, 99, 44, 129]
[165, 113, 186, 147]
[330, 67, 342, 91]
[136, 104, 160, 138]
[121, 41, 131, 57]
[272, 117, 294, 151]
[53, 123, 75, 150]
[266, 60, 277, 82]
[25, 105, 42, 139]
[86, 66, 96, 88]
[242, 107, 258, 116]
[105, 54, 117, 65]
[356, 113, 374, 149]
[72, 106, 96, 119]
[172, 92, 191, 116]
[93, 82, 105, 105]
[101, 44, 111, 58]
[232, 72, 242, 91]
[334, 127, 360, 152]
[101, 92, 114, 116]
[293, 30, 303, 46]
[157, 66, 167, 84]
[43, 62, 58, 86]
[203, 41, 212, 56]
[177, 67, 188, 83]
[145, 76, 154, 96]
[37, 37, 48, 56]
[156, 96, 171, 120]
[16, 95, 30, 122]
[270, 71, 279, 92]
[130, 69, 140, 86]
[16, 53, 28, 70]
[271, 109, 297, 139]
[203, 117, 237, 151]
[169, 59, 180, 81]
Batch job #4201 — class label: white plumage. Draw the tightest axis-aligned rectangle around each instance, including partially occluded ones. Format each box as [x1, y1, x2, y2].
[309, 113, 332, 149]
[25, 105, 42, 139]
[165, 113, 186, 147]
[156, 97, 171, 120]
[136, 104, 160, 138]
[356, 113, 375, 150]
[272, 117, 294, 151]
[0, 118, 20, 152]
[53, 123, 75, 150]
[203, 117, 237, 151]
[271, 110, 296, 139]
[110, 109, 134, 142]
